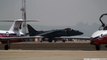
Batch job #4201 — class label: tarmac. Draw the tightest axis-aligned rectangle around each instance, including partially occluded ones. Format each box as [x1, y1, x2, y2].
[0, 50, 107, 60]
[0, 41, 107, 60]
[0, 41, 107, 50]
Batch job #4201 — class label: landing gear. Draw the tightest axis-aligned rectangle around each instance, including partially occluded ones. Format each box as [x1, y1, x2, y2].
[4, 44, 10, 50]
[95, 45, 100, 50]
[105, 45, 107, 48]
[54, 40, 57, 43]
[48, 40, 53, 42]
[4, 40, 10, 50]
[62, 40, 66, 43]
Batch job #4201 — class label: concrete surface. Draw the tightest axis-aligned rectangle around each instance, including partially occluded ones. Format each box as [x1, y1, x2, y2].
[0, 50, 107, 60]
[0, 42, 107, 50]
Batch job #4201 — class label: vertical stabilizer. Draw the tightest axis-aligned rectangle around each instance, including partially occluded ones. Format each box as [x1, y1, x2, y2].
[9, 19, 23, 33]
[27, 24, 38, 36]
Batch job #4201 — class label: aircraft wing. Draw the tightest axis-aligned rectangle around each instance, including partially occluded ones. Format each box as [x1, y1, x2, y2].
[37, 30, 55, 36]
[0, 36, 42, 41]
[59, 36, 91, 40]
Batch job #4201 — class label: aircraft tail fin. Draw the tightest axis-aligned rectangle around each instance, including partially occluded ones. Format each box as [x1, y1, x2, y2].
[9, 19, 23, 33]
[27, 24, 38, 36]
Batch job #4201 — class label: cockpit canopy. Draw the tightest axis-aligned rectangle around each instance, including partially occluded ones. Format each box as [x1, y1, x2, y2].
[99, 13, 107, 30]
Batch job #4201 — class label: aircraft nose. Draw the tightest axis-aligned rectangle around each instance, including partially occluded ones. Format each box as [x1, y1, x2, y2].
[72, 30, 83, 36]
[78, 31, 83, 35]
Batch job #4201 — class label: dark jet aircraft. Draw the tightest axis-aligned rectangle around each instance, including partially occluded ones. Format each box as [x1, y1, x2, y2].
[27, 24, 83, 42]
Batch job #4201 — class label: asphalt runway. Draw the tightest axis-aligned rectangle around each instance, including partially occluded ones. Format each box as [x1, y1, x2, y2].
[0, 41, 107, 60]
[0, 50, 107, 60]
[0, 41, 107, 50]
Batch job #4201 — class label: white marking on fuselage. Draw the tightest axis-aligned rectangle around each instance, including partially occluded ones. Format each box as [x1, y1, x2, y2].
[91, 30, 107, 38]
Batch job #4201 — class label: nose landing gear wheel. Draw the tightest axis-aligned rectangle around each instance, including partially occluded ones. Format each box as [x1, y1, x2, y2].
[95, 45, 100, 50]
